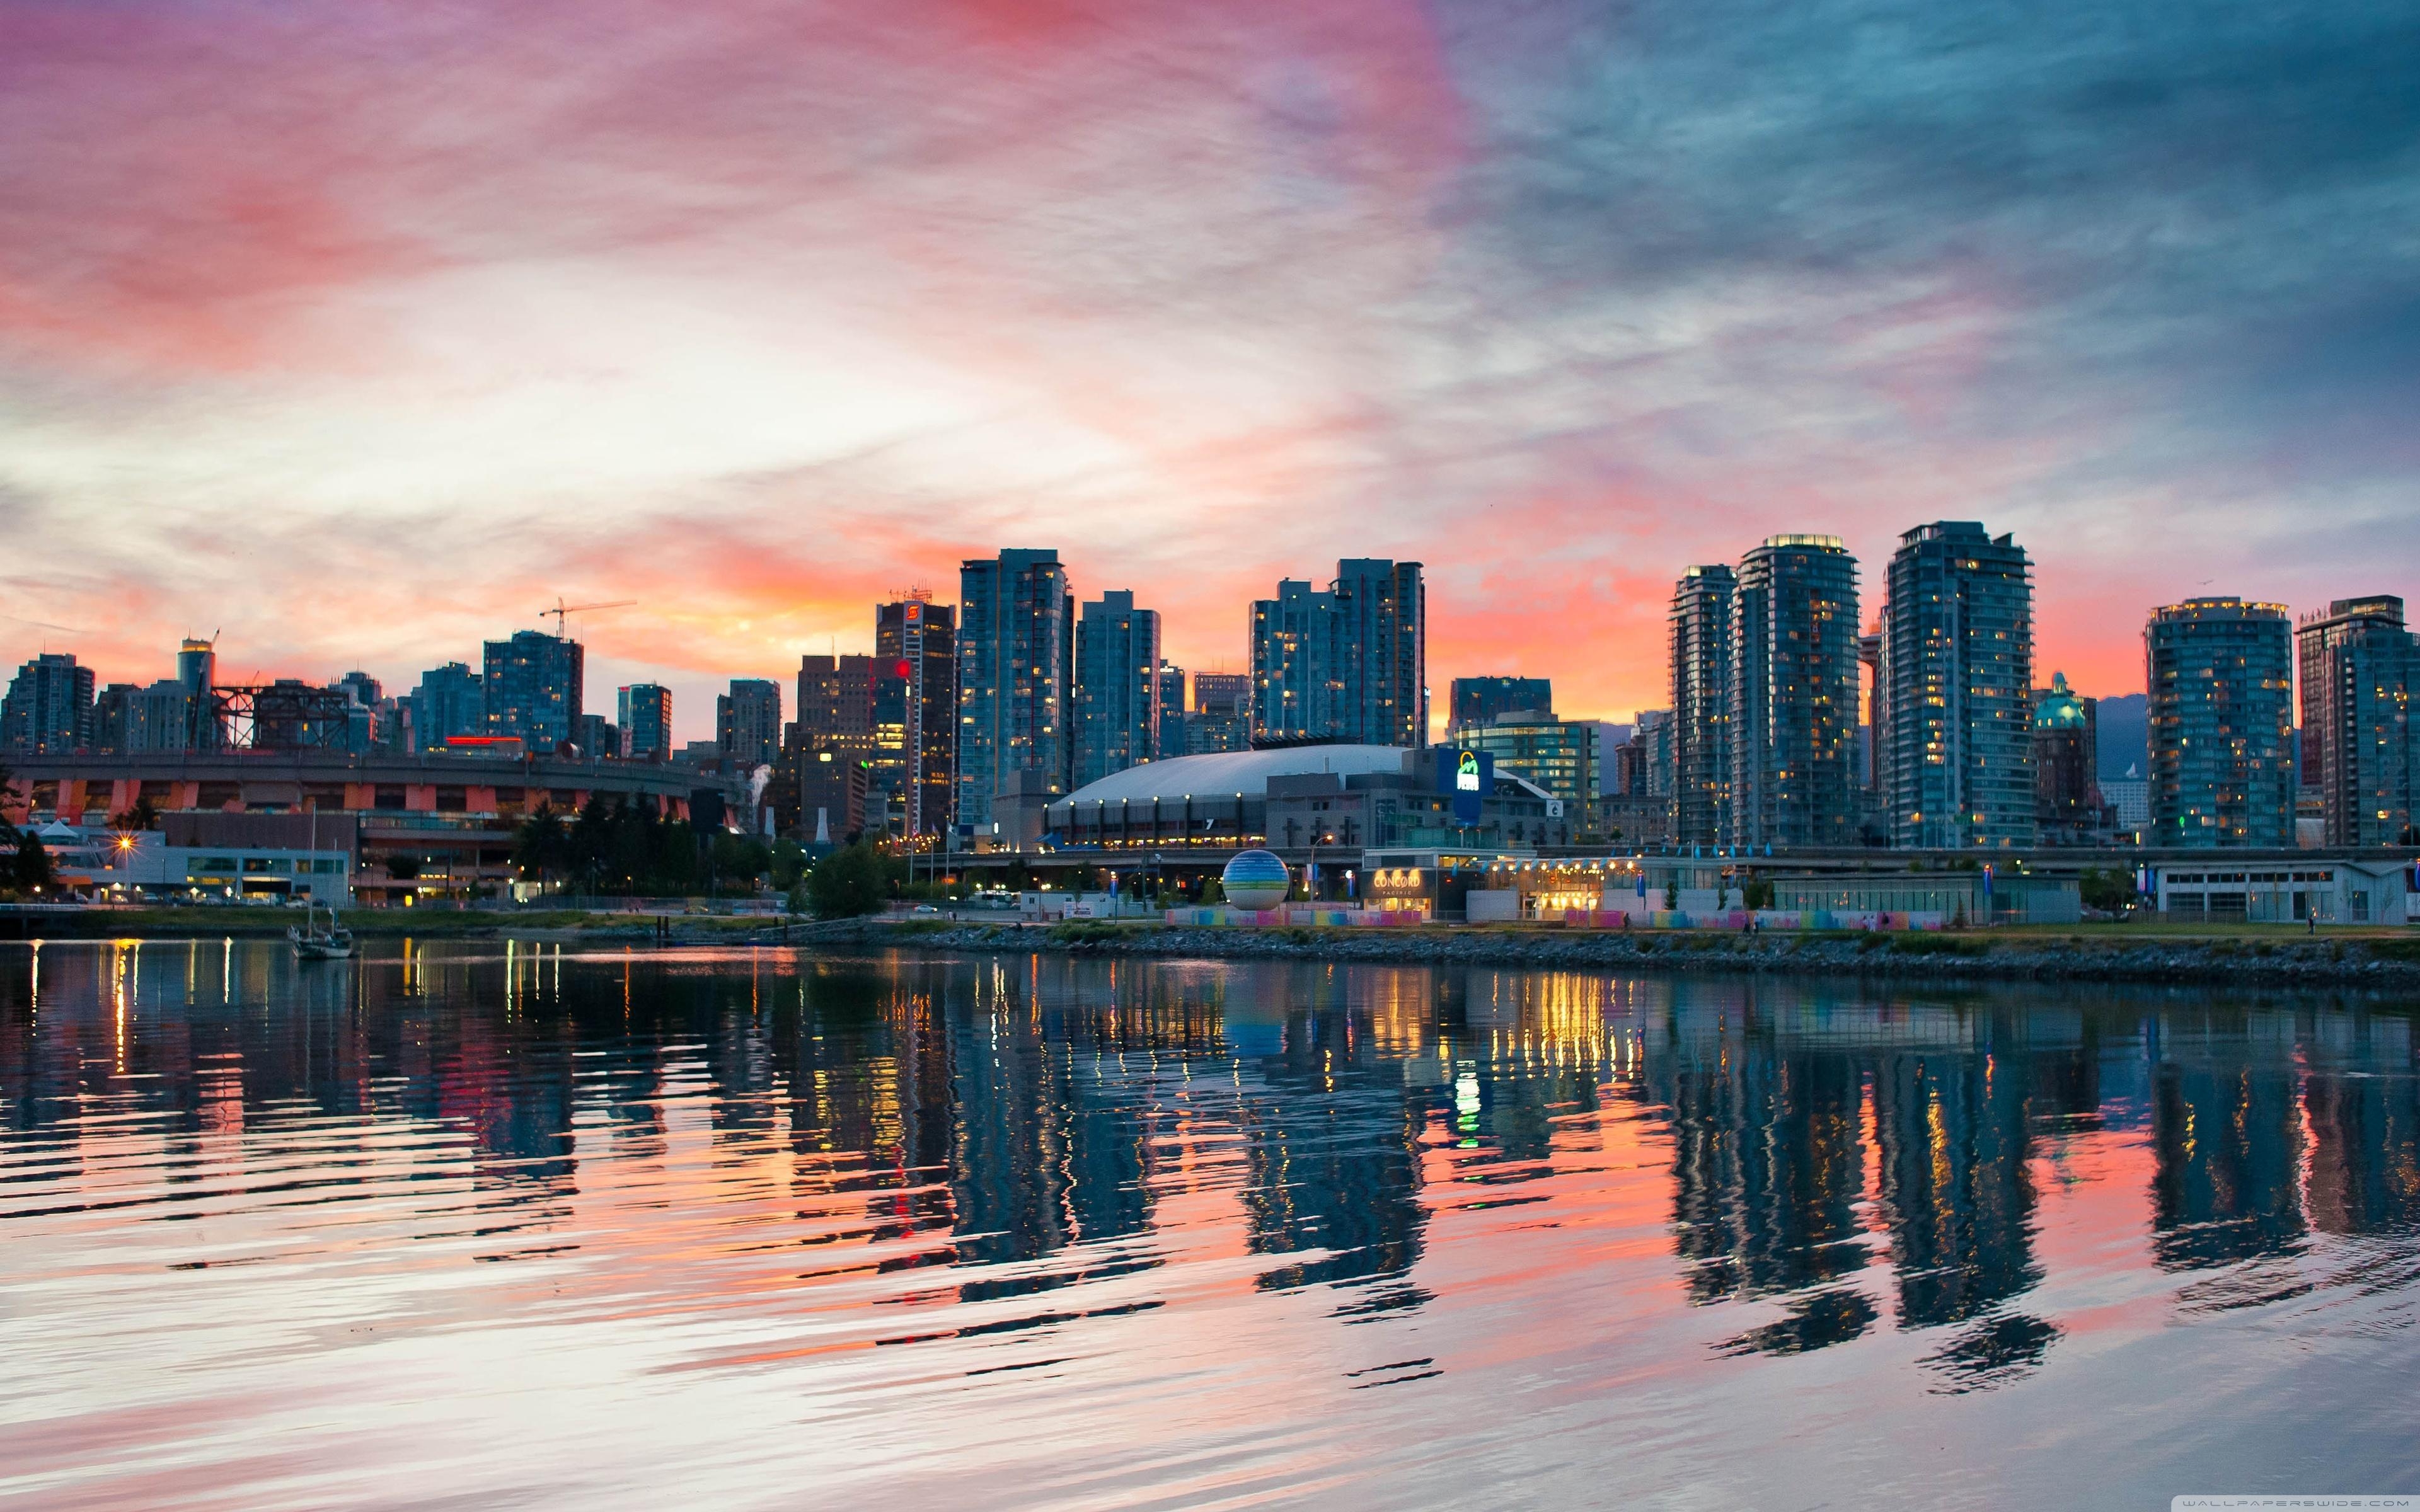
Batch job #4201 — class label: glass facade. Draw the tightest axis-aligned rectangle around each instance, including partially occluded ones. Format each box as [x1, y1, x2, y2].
[1463, 718, 1599, 810]
[1249, 561, 1426, 748]
[1449, 677, 1552, 731]
[481, 631, 582, 753]
[1877, 521, 2036, 848]
[955, 549, 1071, 828]
[1668, 564, 1734, 844]
[2145, 597, 2295, 847]
[2296, 595, 2417, 847]
[1073, 590, 1161, 788]
[1728, 536, 1859, 848]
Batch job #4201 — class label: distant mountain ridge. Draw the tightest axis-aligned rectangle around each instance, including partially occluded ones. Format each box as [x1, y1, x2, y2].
[2094, 692, 2146, 781]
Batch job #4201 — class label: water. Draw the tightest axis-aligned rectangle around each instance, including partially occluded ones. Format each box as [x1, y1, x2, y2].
[3, 941, 2416, 1510]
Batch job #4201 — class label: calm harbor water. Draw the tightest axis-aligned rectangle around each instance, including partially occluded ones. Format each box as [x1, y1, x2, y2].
[2, 941, 2416, 1509]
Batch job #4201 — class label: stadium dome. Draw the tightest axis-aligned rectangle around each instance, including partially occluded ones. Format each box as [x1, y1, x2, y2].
[1055, 745, 1410, 808]
[1220, 849, 1291, 909]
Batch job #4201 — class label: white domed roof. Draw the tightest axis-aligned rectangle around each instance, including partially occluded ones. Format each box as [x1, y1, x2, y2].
[1055, 745, 1409, 807]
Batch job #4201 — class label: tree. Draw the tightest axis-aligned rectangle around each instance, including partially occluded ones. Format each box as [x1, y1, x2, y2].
[769, 838, 809, 890]
[386, 855, 424, 881]
[13, 830, 54, 893]
[2078, 866, 2134, 914]
[512, 803, 572, 891]
[110, 796, 161, 833]
[1662, 878, 1680, 911]
[805, 840, 897, 919]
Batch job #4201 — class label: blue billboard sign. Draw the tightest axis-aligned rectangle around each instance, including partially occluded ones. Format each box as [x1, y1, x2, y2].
[1434, 746, 1494, 825]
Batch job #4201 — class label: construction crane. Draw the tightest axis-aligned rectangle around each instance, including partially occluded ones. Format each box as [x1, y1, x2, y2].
[541, 598, 635, 636]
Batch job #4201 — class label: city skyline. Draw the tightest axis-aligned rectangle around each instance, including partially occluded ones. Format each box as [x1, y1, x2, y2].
[6, 2, 2416, 742]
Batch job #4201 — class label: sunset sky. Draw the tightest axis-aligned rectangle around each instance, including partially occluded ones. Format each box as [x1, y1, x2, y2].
[3, 0, 2415, 740]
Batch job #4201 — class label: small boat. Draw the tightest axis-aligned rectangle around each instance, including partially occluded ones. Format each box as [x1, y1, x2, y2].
[289, 900, 355, 960]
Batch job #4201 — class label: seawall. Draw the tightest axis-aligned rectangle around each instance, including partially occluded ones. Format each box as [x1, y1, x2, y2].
[827, 919, 2420, 990]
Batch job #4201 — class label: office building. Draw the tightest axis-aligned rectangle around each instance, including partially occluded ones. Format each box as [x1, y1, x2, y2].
[1669, 565, 1735, 844]
[956, 550, 1071, 829]
[411, 663, 485, 751]
[797, 652, 880, 838]
[574, 713, 619, 763]
[2145, 598, 2296, 847]
[717, 679, 784, 770]
[1462, 715, 1599, 811]
[1876, 522, 2036, 848]
[1073, 590, 1161, 788]
[483, 630, 583, 752]
[1188, 671, 1250, 755]
[1449, 677, 1552, 731]
[1248, 560, 1426, 747]
[617, 684, 672, 762]
[875, 597, 957, 835]
[1727, 535, 1859, 848]
[1, 653, 95, 755]
[2297, 595, 2417, 847]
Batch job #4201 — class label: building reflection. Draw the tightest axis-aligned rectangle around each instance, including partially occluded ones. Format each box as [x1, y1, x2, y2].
[1, 944, 2417, 1394]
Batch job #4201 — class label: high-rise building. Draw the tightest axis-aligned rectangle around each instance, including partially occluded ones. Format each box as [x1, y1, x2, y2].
[1669, 564, 1735, 844]
[93, 676, 197, 755]
[616, 684, 672, 762]
[1876, 522, 2036, 848]
[1449, 677, 1552, 731]
[1333, 559, 1426, 747]
[2296, 595, 2417, 847]
[956, 551, 1071, 829]
[1250, 578, 1336, 742]
[875, 597, 957, 835]
[412, 663, 486, 750]
[2029, 673, 2104, 842]
[1248, 561, 1426, 747]
[1188, 671, 1250, 755]
[1634, 708, 1674, 799]
[717, 679, 783, 770]
[2145, 598, 2296, 848]
[483, 630, 583, 752]
[1073, 590, 1161, 788]
[176, 638, 221, 750]
[1, 653, 94, 755]
[575, 713, 619, 763]
[1153, 664, 1188, 758]
[1728, 536, 1859, 848]
[795, 652, 879, 840]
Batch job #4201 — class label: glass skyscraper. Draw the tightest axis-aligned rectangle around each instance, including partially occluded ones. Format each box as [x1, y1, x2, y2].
[1876, 522, 2036, 849]
[955, 549, 1071, 829]
[1248, 561, 1426, 748]
[2296, 595, 2417, 847]
[1728, 535, 1859, 848]
[1448, 676, 1552, 731]
[1072, 590, 1161, 788]
[1668, 564, 1735, 845]
[482, 630, 583, 753]
[2145, 597, 2295, 847]
[874, 597, 957, 836]
[616, 684, 672, 762]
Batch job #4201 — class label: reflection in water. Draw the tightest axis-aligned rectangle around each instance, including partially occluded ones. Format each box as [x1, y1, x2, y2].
[3, 942, 2418, 1508]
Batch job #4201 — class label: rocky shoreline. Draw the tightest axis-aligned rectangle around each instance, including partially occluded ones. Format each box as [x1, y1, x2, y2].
[826, 918, 2420, 990]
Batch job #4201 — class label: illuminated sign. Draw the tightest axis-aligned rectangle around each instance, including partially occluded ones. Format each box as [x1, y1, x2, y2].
[905, 602, 921, 622]
[1433, 747, 1493, 825]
